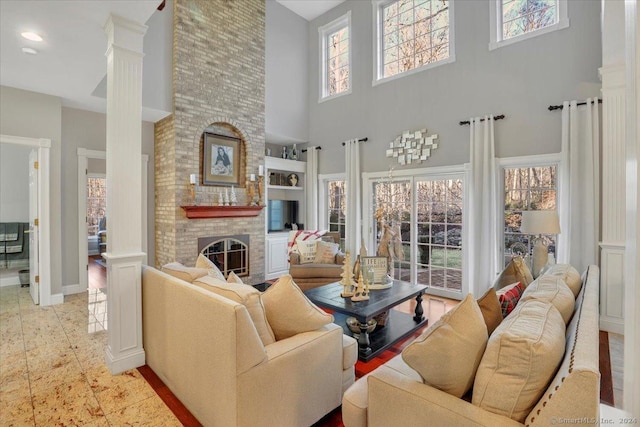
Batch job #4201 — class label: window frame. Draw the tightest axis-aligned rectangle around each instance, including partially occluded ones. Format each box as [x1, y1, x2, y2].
[318, 11, 352, 103]
[372, 0, 456, 87]
[363, 165, 467, 300]
[497, 153, 563, 267]
[489, 0, 569, 51]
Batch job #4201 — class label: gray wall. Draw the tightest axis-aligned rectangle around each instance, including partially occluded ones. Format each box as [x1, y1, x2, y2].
[265, 0, 309, 143]
[61, 107, 156, 287]
[0, 86, 63, 295]
[307, 0, 602, 174]
[0, 144, 30, 222]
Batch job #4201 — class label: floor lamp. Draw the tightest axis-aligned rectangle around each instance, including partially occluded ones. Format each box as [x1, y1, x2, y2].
[520, 210, 560, 278]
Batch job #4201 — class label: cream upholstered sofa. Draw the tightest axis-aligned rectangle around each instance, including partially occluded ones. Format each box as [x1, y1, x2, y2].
[142, 266, 357, 427]
[342, 264, 600, 427]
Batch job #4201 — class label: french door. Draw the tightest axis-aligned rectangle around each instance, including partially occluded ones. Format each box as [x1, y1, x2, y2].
[367, 171, 465, 300]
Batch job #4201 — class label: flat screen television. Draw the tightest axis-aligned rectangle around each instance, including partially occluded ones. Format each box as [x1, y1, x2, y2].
[268, 200, 298, 232]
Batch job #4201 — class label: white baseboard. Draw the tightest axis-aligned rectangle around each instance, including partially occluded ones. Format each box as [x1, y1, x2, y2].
[105, 347, 146, 375]
[63, 283, 85, 295]
[600, 316, 625, 335]
[0, 276, 20, 287]
[50, 293, 64, 305]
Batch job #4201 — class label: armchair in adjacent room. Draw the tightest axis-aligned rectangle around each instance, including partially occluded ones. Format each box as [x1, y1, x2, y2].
[97, 217, 107, 253]
[289, 231, 345, 291]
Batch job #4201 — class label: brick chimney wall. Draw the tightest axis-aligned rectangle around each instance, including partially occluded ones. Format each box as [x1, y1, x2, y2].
[154, 0, 266, 284]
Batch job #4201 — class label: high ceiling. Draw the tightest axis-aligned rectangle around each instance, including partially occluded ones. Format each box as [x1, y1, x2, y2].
[0, 0, 171, 122]
[0, 0, 343, 123]
[276, 0, 346, 21]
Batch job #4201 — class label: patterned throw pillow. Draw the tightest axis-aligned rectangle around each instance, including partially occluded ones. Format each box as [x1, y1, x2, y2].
[497, 282, 525, 318]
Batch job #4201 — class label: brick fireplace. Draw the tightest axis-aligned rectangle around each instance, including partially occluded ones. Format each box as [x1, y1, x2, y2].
[154, 0, 266, 284]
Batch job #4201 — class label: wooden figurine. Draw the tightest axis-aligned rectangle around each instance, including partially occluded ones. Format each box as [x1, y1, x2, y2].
[340, 252, 355, 297]
[351, 272, 370, 302]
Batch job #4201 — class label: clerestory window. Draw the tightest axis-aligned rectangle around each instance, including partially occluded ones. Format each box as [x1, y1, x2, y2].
[373, 0, 455, 85]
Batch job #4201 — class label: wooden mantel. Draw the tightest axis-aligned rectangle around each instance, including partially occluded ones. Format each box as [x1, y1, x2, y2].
[181, 205, 264, 219]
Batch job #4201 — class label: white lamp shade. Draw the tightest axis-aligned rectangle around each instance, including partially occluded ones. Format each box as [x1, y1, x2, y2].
[520, 210, 560, 235]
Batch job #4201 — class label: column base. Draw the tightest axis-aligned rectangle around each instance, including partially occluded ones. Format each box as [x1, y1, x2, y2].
[104, 251, 146, 375]
[105, 346, 146, 375]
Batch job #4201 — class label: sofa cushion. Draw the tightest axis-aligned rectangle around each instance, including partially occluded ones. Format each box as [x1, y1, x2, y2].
[314, 240, 339, 264]
[193, 275, 276, 346]
[262, 274, 334, 340]
[520, 275, 575, 324]
[161, 262, 209, 283]
[401, 294, 488, 398]
[477, 288, 503, 335]
[497, 282, 525, 318]
[493, 256, 533, 290]
[541, 264, 582, 297]
[342, 334, 358, 371]
[296, 239, 318, 264]
[195, 254, 226, 281]
[472, 299, 566, 422]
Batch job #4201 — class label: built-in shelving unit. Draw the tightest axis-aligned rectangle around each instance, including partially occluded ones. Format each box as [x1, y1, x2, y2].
[264, 156, 306, 279]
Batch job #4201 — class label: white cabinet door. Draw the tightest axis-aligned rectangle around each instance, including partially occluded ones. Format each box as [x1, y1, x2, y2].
[266, 235, 289, 279]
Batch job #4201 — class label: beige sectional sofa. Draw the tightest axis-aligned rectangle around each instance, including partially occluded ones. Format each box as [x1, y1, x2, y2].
[342, 265, 600, 427]
[142, 266, 357, 427]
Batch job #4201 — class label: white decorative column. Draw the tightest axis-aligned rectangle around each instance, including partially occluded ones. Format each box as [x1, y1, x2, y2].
[599, 64, 626, 334]
[103, 14, 147, 374]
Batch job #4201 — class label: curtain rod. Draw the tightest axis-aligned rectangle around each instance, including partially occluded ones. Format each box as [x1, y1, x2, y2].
[301, 146, 322, 153]
[341, 137, 369, 146]
[548, 99, 603, 111]
[459, 115, 505, 126]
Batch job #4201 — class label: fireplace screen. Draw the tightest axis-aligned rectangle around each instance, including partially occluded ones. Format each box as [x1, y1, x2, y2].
[198, 235, 249, 277]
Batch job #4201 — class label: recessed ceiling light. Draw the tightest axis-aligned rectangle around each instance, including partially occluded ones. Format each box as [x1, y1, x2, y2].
[21, 32, 43, 42]
[21, 47, 38, 55]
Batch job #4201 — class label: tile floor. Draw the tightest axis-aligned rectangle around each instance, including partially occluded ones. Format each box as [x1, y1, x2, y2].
[0, 285, 182, 426]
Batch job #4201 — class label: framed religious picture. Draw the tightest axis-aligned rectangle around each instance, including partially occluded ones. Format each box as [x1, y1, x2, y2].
[203, 133, 241, 186]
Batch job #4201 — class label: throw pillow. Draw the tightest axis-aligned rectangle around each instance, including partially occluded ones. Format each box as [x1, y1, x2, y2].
[476, 288, 503, 335]
[296, 239, 318, 264]
[287, 230, 325, 256]
[227, 271, 244, 284]
[193, 275, 275, 346]
[195, 254, 226, 281]
[520, 275, 575, 324]
[314, 240, 339, 264]
[493, 256, 534, 290]
[161, 262, 209, 283]
[261, 274, 333, 340]
[540, 264, 582, 298]
[401, 294, 488, 398]
[496, 282, 525, 318]
[472, 299, 565, 422]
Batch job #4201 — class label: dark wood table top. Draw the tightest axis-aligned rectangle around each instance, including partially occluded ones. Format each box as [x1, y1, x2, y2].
[304, 280, 428, 320]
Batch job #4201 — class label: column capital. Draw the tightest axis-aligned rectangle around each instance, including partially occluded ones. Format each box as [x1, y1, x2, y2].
[104, 14, 148, 54]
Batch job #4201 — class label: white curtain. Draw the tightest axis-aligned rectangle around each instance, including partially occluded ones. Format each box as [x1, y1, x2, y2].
[344, 139, 361, 257]
[305, 146, 319, 230]
[469, 116, 498, 295]
[557, 98, 600, 272]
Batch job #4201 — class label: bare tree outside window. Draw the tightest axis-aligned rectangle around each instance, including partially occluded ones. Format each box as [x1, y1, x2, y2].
[327, 180, 346, 249]
[502, 0, 557, 40]
[381, 0, 450, 79]
[327, 26, 350, 96]
[87, 177, 107, 236]
[503, 165, 557, 265]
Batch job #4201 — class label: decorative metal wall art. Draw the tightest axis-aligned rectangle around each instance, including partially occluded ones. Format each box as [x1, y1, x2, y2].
[386, 128, 438, 166]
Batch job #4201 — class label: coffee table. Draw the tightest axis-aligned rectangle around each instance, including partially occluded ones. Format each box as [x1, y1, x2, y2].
[304, 280, 428, 362]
